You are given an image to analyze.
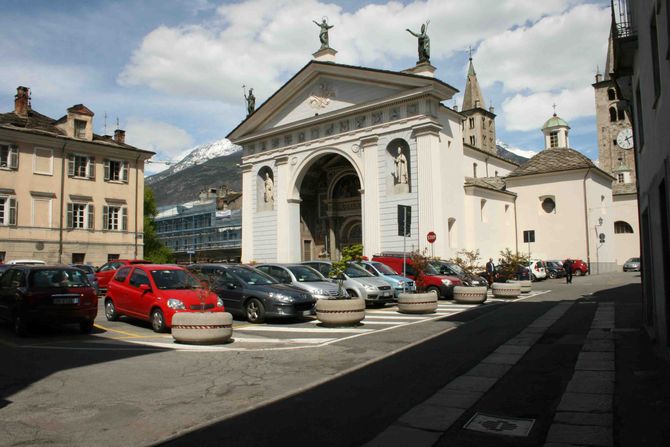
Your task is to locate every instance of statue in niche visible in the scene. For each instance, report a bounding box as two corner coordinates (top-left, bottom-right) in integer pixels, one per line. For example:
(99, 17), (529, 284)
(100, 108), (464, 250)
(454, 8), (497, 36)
(313, 18), (334, 50)
(394, 148), (408, 185)
(244, 87), (256, 115)
(263, 172), (274, 204)
(406, 21), (430, 63)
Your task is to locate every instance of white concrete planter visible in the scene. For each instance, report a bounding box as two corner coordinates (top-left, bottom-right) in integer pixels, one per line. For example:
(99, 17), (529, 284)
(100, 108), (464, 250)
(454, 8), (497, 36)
(171, 312), (233, 345)
(492, 282), (521, 298)
(315, 298), (366, 326)
(453, 286), (488, 304)
(397, 292), (438, 314)
(518, 280), (532, 293)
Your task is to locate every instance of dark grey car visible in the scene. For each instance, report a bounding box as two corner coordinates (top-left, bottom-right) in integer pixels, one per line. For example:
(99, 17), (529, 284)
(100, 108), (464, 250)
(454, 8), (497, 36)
(188, 264), (315, 323)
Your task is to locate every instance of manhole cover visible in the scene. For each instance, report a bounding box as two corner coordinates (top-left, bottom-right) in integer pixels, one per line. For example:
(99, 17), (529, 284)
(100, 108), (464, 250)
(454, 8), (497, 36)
(463, 413), (535, 437)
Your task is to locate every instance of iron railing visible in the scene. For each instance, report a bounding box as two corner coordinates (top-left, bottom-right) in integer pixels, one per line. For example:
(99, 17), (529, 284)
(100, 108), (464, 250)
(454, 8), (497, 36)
(611, 0), (636, 39)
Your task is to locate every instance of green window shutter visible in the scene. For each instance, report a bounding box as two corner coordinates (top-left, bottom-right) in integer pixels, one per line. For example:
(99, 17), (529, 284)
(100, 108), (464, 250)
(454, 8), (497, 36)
(104, 160), (110, 181)
(87, 204), (94, 229)
(122, 207), (128, 231)
(8, 198), (17, 225)
(67, 154), (75, 177)
(9, 145), (19, 169)
(103, 206), (109, 230)
(88, 157), (96, 179)
(66, 203), (74, 228)
(122, 161), (129, 183)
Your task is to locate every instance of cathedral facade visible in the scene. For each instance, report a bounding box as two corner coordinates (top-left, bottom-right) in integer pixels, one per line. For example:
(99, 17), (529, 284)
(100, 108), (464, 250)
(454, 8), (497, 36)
(228, 47), (636, 272)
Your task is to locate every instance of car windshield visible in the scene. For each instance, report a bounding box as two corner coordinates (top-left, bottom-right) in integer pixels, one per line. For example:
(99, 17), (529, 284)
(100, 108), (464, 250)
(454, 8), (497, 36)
(424, 263), (439, 275)
(370, 262), (398, 275)
(345, 263), (374, 278)
(229, 267), (277, 285)
(29, 268), (89, 288)
(150, 269), (201, 290)
(628, 258), (640, 262)
(287, 266), (325, 282)
(446, 263), (465, 275)
(72, 265), (95, 274)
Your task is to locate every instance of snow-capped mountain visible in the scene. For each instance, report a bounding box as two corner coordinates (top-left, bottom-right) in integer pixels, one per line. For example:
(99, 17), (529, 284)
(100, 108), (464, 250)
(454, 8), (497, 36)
(146, 138), (241, 185)
(496, 140), (537, 162)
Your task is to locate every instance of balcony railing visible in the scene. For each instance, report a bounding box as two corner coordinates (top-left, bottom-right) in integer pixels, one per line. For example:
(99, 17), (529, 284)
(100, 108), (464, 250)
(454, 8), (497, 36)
(611, 0), (636, 39)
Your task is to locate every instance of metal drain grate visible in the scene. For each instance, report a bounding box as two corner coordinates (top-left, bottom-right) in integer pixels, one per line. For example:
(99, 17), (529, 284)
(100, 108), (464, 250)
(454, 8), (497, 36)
(463, 413), (535, 437)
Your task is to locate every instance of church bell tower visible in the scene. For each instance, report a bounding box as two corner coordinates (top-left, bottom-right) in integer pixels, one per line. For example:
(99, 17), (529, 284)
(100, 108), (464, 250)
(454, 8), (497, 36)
(461, 56), (497, 154)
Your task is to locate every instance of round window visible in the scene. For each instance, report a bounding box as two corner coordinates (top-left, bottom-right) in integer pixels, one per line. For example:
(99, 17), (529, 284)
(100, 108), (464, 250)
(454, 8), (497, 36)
(542, 198), (556, 213)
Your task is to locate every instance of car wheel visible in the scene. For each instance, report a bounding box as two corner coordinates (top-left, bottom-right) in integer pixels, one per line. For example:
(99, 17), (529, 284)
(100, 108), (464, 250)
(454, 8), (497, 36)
(105, 299), (119, 321)
(347, 289), (359, 298)
(13, 314), (29, 337)
(426, 286), (441, 298)
(150, 308), (167, 333)
(80, 320), (94, 334)
(245, 298), (266, 324)
(574, 269), (583, 276)
(531, 274), (538, 282)
(549, 271), (557, 279)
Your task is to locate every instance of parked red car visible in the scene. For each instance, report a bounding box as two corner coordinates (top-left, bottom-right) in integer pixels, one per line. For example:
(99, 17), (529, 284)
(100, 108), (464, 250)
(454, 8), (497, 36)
(371, 253), (461, 298)
(104, 264), (225, 332)
(569, 259), (589, 276)
(95, 259), (151, 294)
(0, 265), (98, 336)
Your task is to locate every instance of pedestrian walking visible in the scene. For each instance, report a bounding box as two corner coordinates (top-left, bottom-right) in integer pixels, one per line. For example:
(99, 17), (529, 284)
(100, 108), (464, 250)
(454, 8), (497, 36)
(486, 257), (496, 287)
(564, 259), (573, 284)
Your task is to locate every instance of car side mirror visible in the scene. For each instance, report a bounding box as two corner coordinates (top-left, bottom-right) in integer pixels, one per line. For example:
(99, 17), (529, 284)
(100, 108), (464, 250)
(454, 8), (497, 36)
(139, 283), (151, 292)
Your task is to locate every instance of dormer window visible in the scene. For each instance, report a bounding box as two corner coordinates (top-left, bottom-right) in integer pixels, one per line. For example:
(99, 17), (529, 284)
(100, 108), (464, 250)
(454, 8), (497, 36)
(74, 119), (86, 138)
(549, 131), (559, 148)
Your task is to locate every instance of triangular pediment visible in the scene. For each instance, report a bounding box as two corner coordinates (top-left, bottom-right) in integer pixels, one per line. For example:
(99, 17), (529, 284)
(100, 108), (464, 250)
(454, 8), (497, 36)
(228, 61), (458, 142)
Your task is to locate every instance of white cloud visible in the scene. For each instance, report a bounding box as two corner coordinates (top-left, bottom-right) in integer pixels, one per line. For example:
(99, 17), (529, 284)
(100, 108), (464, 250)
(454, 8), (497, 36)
(124, 118), (194, 160)
(118, 0), (582, 105)
(474, 3), (609, 93)
(501, 86), (595, 132)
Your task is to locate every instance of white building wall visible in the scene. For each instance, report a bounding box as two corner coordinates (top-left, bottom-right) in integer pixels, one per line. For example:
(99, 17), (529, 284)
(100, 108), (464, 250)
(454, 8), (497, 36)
(585, 174), (617, 273)
(611, 195), (640, 266)
(462, 146), (516, 179)
(463, 190), (516, 261)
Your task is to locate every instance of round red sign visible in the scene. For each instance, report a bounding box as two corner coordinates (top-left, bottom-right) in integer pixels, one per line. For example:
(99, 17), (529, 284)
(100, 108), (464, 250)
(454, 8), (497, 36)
(427, 231), (437, 243)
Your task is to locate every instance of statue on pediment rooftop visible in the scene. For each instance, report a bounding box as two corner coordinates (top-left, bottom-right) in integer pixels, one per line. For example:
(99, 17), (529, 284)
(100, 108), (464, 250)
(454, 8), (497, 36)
(406, 21), (430, 63)
(313, 17), (334, 50)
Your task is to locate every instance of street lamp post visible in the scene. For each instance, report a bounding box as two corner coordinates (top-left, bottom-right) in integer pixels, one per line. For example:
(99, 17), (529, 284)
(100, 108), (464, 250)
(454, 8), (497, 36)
(595, 217), (604, 275)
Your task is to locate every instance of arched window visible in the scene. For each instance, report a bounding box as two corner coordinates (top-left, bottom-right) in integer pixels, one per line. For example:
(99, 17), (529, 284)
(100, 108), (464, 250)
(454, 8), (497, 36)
(448, 217), (456, 248)
(614, 221), (634, 234)
(607, 88), (616, 101)
(480, 199), (487, 222)
(609, 107), (617, 122)
(473, 162), (478, 178)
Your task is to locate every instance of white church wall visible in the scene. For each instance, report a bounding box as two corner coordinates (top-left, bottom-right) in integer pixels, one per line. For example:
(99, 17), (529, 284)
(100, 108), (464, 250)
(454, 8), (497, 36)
(463, 189), (516, 263)
(509, 171), (589, 262)
(462, 146), (516, 179)
(251, 163), (278, 262)
(610, 195), (640, 266)
(585, 174), (618, 273)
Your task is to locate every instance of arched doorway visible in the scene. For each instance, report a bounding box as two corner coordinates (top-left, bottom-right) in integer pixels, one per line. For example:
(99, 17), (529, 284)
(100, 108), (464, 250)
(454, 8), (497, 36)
(297, 153), (362, 261)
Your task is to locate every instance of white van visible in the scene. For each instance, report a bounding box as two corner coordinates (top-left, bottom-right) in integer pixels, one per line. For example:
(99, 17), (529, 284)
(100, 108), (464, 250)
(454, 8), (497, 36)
(5, 259), (46, 265)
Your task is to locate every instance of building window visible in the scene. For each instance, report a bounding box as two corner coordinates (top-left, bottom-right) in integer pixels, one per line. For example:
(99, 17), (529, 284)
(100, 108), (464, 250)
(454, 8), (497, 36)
(480, 199), (487, 223)
(635, 83), (645, 150)
(0, 144), (19, 170)
(550, 131), (559, 148)
(67, 203), (94, 229)
(650, 14), (661, 102)
(614, 220), (634, 234)
(473, 163), (478, 178)
(470, 135), (476, 145)
(617, 107), (625, 120)
(104, 159), (129, 182)
(541, 197), (556, 213)
(448, 217), (456, 248)
(607, 88), (616, 101)
(617, 173), (625, 183)
(103, 205), (127, 231)
(469, 117), (475, 129)
(68, 154), (95, 179)
(74, 119), (87, 138)
(0, 196), (17, 225)
(609, 107), (617, 122)
(33, 147), (53, 175)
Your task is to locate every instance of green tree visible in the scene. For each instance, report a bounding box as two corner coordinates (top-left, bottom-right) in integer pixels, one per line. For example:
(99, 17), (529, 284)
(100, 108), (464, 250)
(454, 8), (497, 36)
(329, 244), (364, 298)
(409, 248), (430, 292)
(143, 187), (173, 263)
(497, 248), (530, 279)
(447, 249), (482, 272)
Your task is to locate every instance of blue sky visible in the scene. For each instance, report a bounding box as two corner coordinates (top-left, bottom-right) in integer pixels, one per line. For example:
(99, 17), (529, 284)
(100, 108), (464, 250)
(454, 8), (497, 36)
(0, 0), (611, 174)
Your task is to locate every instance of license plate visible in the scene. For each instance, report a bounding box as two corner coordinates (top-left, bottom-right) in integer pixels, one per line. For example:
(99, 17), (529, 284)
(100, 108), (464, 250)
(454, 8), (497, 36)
(53, 297), (79, 304)
(382, 292), (390, 297)
(302, 310), (312, 317)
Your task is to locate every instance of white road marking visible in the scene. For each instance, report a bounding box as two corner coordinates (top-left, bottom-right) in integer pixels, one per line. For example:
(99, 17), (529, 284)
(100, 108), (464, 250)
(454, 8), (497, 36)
(236, 326), (373, 333)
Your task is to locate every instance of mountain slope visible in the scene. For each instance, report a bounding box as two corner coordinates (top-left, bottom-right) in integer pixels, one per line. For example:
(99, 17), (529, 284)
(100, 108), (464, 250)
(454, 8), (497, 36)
(147, 151), (243, 206)
(146, 139), (240, 186)
(496, 143), (530, 165)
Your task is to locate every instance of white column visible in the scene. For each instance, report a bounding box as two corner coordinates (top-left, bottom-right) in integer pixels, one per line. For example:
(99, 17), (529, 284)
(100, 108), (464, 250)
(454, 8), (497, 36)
(414, 123), (443, 254)
(361, 136), (380, 258)
(275, 155), (300, 262)
(240, 163), (254, 263)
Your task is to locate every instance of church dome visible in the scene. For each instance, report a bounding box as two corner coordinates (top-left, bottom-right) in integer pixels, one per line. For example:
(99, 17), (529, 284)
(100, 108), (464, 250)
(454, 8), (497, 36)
(541, 114), (570, 130)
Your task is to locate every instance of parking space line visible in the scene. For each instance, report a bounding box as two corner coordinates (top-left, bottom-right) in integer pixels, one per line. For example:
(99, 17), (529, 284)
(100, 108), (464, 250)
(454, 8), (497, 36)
(237, 326), (373, 333)
(94, 323), (146, 338)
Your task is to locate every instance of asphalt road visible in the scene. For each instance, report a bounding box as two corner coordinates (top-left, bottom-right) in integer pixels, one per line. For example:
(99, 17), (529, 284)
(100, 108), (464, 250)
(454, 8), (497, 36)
(0, 273), (640, 447)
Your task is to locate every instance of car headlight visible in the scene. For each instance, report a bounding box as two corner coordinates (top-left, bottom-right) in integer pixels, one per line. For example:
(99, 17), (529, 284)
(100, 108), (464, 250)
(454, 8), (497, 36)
(441, 279), (452, 286)
(397, 281), (405, 287)
(217, 297), (224, 308)
(167, 298), (186, 310)
(268, 292), (294, 303)
(364, 284), (376, 291)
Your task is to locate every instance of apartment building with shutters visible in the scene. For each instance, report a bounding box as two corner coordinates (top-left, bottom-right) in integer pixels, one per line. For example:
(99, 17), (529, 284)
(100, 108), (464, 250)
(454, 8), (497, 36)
(0, 86), (154, 266)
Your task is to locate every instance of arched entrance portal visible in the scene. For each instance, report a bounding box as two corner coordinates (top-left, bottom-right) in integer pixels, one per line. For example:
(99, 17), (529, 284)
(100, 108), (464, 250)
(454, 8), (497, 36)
(298, 154), (361, 261)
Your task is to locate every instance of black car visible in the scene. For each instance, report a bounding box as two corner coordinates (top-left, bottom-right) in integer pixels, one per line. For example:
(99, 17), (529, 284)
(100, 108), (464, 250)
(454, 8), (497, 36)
(0, 265), (98, 336)
(545, 261), (567, 279)
(430, 260), (488, 287)
(188, 264), (316, 323)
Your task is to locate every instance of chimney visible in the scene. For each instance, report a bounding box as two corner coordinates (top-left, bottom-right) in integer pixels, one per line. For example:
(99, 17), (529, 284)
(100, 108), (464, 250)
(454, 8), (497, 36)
(489, 106), (495, 113)
(14, 86), (30, 116)
(114, 129), (126, 144)
(595, 73), (602, 83)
